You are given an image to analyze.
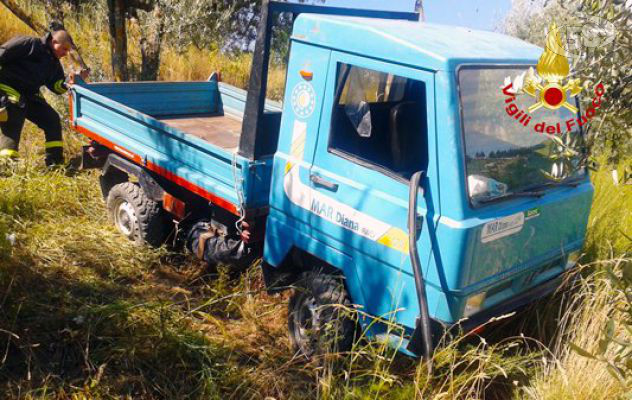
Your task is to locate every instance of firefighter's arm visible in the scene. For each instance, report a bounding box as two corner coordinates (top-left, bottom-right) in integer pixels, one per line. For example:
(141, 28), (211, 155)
(45, 65), (68, 95)
(0, 36), (35, 65)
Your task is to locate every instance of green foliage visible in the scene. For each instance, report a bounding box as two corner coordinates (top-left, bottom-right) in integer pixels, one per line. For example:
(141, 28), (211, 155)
(584, 164), (632, 260)
(574, 162), (632, 394)
(502, 1), (632, 379)
(574, 0), (632, 167)
(541, 130), (590, 181)
(159, 0), (260, 50)
(501, 0), (632, 167)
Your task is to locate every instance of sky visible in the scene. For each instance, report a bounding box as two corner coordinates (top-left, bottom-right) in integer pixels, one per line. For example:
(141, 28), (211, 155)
(424, 0), (512, 32)
(284, 0), (418, 12)
(287, 0), (513, 32)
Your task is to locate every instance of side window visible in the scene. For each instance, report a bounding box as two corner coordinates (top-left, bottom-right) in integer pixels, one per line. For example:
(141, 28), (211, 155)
(328, 63), (428, 180)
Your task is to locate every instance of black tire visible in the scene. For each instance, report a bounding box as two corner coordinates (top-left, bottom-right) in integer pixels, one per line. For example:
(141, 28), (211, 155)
(288, 271), (357, 358)
(106, 182), (170, 247)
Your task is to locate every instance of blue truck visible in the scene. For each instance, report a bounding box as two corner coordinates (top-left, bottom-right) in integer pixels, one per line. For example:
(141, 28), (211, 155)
(69, 1), (593, 360)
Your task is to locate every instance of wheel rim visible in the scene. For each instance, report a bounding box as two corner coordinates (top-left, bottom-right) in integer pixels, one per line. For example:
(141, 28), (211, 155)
(292, 294), (320, 355)
(113, 198), (137, 239)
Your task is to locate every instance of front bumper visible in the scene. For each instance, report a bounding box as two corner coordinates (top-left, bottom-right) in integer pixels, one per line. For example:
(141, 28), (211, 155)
(407, 272), (568, 356)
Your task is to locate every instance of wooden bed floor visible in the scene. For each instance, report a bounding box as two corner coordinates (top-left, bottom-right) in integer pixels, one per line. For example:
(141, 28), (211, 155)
(157, 114), (242, 151)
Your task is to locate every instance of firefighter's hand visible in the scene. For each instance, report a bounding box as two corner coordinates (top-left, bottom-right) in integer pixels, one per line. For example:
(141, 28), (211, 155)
(79, 68), (90, 80)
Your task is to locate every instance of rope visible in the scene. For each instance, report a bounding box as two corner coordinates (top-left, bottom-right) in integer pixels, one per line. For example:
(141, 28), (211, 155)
(231, 152), (246, 234)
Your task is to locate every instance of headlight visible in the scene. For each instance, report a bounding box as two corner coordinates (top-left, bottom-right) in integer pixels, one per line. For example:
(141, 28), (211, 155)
(566, 250), (583, 269)
(464, 292), (487, 317)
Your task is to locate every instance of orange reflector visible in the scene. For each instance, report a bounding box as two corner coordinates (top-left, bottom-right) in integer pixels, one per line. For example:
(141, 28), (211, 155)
(163, 193), (186, 220)
(299, 70), (313, 80)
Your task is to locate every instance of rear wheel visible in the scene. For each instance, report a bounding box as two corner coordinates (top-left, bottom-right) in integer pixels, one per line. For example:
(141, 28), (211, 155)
(288, 271), (357, 358)
(106, 182), (170, 247)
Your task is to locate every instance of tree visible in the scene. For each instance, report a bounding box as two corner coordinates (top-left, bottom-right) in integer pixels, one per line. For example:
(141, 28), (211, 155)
(0, 0), (90, 73)
(0, 0), (166, 80)
(107, 0), (129, 81)
(501, 0), (631, 166)
(0, 0), (46, 33)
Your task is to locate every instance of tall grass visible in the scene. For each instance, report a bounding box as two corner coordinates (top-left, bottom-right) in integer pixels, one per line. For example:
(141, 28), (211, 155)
(522, 258), (630, 400)
(160, 45), (287, 100)
(0, 9), (32, 43)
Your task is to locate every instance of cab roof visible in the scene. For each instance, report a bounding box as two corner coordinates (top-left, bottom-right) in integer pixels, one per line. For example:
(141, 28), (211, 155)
(292, 14), (542, 71)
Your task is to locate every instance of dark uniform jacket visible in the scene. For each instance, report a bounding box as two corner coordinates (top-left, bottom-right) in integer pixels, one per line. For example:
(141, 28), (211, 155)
(0, 33), (67, 102)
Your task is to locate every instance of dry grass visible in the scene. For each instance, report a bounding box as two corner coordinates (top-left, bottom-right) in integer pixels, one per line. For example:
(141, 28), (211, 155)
(0, 4), (285, 98)
(159, 45), (287, 100)
(0, 6), (34, 43)
(521, 260), (629, 400)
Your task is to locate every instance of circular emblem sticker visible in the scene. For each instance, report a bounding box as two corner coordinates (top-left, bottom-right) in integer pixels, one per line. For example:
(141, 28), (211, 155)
(291, 82), (316, 119)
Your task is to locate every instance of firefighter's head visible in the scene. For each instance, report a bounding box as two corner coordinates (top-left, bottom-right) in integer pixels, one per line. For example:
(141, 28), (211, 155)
(50, 30), (72, 59)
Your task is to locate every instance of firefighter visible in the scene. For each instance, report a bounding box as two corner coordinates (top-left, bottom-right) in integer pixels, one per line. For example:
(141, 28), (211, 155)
(0, 28), (88, 167)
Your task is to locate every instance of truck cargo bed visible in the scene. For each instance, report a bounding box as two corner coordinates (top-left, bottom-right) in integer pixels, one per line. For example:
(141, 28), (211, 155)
(157, 114), (242, 151)
(69, 77), (281, 215)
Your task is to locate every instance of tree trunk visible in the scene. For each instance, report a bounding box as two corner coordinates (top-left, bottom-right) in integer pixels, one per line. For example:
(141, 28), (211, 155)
(139, 2), (164, 81)
(107, 0), (129, 81)
(0, 0), (46, 33)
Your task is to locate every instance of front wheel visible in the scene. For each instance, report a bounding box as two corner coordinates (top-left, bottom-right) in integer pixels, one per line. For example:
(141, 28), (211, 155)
(106, 182), (170, 247)
(288, 271), (357, 358)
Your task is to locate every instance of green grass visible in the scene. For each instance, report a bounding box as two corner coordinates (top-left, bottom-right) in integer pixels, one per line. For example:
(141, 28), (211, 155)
(584, 163), (632, 259)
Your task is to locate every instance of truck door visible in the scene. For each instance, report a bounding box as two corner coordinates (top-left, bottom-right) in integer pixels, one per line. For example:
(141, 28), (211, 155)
(307, 52), (437, 329)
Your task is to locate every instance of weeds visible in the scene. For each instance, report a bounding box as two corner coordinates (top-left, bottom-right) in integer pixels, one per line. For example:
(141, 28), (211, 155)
(1, 134), (626, 399)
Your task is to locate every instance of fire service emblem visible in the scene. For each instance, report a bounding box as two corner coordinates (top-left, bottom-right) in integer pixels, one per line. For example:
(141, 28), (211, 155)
(523, 22), (582, 113)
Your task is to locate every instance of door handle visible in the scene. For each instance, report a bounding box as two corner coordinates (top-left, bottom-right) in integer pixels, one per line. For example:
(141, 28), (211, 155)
(310, 174), (339, 191)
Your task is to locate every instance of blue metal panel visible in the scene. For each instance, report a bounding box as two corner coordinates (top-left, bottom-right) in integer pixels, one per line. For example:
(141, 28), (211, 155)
(266, 41), (333, 249)
(71, 81), (274, 211)
(264, 207), (369, 316)
(87, 81), (219, 116)
(292, 14), (541, 72)
(242, 155), (275, 210)
(425, 68), (595, 323)
(218, 83), (282, 119)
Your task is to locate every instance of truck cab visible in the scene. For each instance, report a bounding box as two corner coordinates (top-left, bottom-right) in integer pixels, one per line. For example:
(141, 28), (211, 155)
(263, 14), (593, 355)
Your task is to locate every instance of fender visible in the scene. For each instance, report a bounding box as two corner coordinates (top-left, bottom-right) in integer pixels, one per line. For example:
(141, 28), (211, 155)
(262, 211), (368, 309)
(102, 154), (165, 202)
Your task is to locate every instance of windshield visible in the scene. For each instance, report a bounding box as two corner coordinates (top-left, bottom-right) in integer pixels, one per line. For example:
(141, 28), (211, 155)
(458, 66), (586, 205)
